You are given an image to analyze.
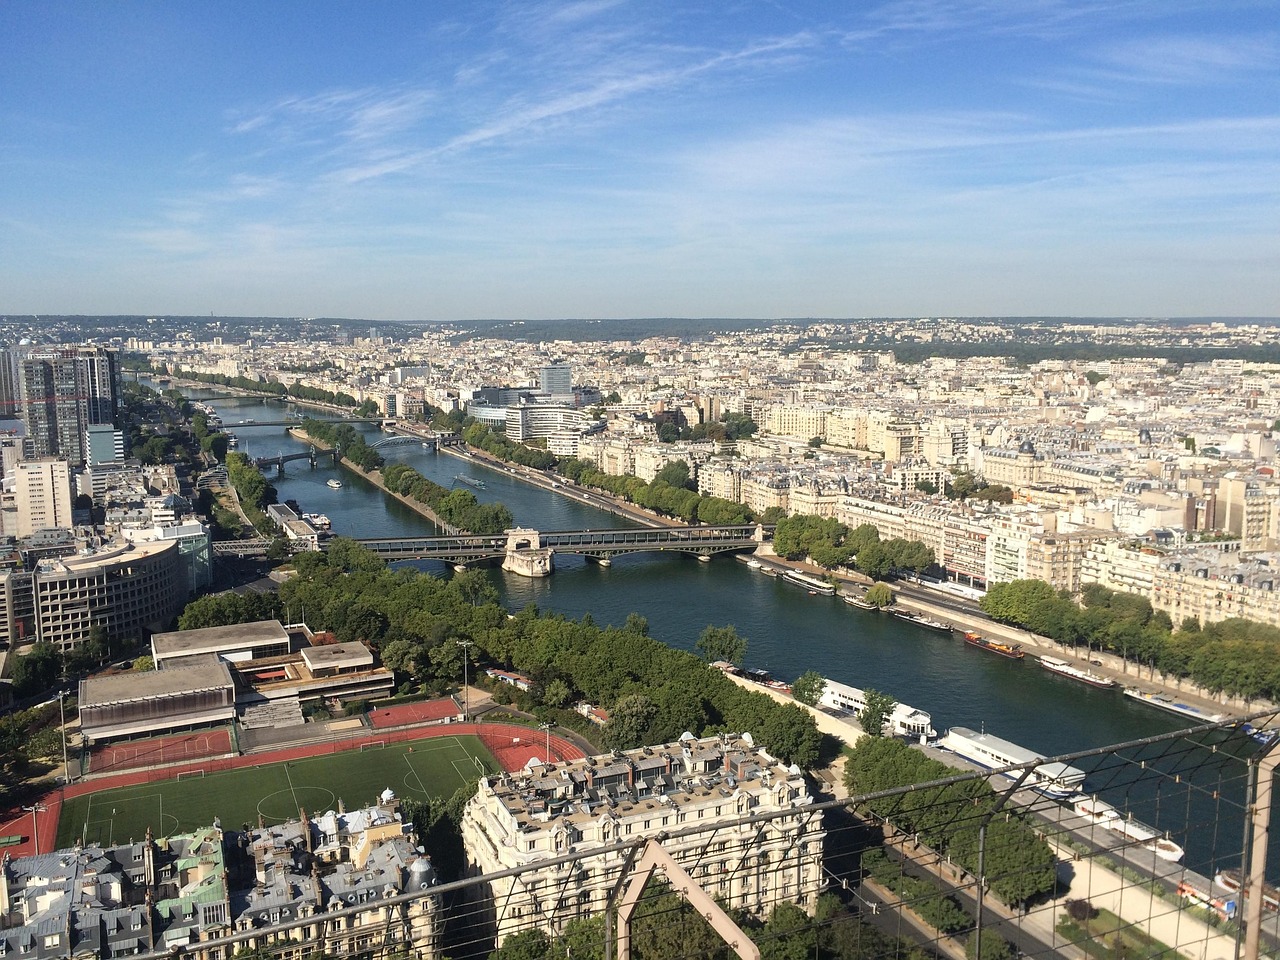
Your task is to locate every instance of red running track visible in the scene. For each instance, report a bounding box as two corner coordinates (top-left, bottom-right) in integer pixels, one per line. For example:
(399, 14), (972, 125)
(0, 721), (584, 862)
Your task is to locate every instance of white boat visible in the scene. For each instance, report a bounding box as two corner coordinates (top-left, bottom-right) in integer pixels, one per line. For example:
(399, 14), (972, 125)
(746, 558), (762, 569)
(1039, 655), (1116, 689)
(843, 593), (876, 610)
(782, 569), (836, 595)
(939, 726), (1086, 797)
(1123, 688), (1224, 723)
(327, 479), (343, 489)
(818, 678), (936, 740)
(1073, 797), (1184, 861)
(302, 513), (331, 529)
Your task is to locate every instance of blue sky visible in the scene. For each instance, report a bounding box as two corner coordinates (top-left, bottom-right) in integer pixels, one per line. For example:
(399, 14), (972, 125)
(2, 1), (1277, 320)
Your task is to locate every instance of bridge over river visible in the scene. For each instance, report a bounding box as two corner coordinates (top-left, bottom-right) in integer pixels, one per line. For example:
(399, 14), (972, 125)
(212, 524), (772, 570)
(356, 523), (771, 573)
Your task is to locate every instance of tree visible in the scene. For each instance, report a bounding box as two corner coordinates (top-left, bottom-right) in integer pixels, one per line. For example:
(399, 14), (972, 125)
(858, 688), (897, 737)
(695, 625), (747, 665)
(865, 583), (896, 608)
(603, 693), (658, 751)
(966, 932), (1013, 960)
(791, 670), (826, 706)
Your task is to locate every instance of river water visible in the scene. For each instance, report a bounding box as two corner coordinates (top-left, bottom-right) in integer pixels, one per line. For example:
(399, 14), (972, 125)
(188, 387), (1265, 877)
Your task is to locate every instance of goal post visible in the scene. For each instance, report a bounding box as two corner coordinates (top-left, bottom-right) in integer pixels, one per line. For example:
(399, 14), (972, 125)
(360, 740), (387, 752)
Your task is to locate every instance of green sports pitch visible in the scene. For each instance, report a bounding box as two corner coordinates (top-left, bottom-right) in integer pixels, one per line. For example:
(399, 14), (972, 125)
(57, 735), (500, 849)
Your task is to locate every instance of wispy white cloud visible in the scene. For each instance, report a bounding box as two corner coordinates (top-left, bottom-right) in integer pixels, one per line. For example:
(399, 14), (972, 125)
(1087, 33), (1279, 85)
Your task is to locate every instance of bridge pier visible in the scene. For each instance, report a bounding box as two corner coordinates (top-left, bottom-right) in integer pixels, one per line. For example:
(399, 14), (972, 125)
(501, 528), (554, 578)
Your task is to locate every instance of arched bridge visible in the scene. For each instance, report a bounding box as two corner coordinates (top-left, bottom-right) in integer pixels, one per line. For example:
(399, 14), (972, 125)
(371, 434), (437, 450)
(355, 524), (770, 570)
(253, 445), (340, 476)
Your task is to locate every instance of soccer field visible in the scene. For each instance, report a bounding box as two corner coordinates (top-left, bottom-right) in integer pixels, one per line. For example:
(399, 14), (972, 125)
(56, 734), (500, 849)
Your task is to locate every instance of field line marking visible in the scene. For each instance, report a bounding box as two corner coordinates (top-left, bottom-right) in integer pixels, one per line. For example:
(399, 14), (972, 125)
(284, 761), (299, 812)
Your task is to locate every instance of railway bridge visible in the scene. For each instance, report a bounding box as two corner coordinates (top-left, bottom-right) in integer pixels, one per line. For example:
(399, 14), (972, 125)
(355, 523), (770, 576)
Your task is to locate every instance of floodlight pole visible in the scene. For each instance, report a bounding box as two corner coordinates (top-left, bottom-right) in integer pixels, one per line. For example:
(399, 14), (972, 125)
(59, 690), (70, 784)
(539, 721), (553, 763)
(457, 639), (474, 722)
(22, 804), (46, 856)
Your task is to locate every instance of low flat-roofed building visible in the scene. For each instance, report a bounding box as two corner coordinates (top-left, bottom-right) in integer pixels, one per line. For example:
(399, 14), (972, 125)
(78, 659), (236, 741)
(301, 641), (373, 676)
(239, 641), (393, 706)
(151, 619), (292, 669)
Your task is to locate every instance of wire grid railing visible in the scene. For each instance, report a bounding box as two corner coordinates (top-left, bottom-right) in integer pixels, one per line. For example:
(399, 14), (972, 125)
(132, 713), (1280, 960)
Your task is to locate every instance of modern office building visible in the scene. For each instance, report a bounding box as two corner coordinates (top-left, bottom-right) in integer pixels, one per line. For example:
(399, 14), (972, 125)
(461, 732), (824, 947)
(0, 537), (183, 652)
(539, 363), (573, 398)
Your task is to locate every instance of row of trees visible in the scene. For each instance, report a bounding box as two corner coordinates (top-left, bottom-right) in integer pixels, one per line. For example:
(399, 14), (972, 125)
(843, 737), (1057, 909)
(772, 517), (934, 580)
(490, 890), (931, 960)
(178, 539), (823, 767)
(980, 579), (1280, 703)
(461, 422), (558, 471)
(382, 462), (515, 534)
(557, 458), (755, 525)
(160, 367), (377, 415)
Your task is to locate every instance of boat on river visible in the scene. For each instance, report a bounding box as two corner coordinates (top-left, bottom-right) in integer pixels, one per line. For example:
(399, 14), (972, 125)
(843, 593), (876, 610)
(1123, 688), (1224, 723)
(302, 513), (331, 529)
(327, 478), (343, 489)
(893, 609), (951, 632)
(741, 668), (791, 695)
(962, 632), (1025, 659)
(939, 725), (1086, 797)
(819, 677), (936, 739)
(1073, 797), (1184, 861)
(782, 569), (836, 595)
(1039, 655), (1116, 689)
(454, 474), (487, 489)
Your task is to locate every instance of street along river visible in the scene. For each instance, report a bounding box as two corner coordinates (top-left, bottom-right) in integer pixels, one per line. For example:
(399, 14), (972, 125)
(196, 388), (1267, 877)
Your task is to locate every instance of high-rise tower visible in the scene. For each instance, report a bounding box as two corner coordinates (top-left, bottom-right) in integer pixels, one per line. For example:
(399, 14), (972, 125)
(17, 346), (120, 464)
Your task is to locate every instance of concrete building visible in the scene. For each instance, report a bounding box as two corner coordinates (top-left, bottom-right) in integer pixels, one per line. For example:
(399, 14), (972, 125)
(78, 658), (237, 741)
(18, 346), (119, 464)
(13, 458), (72, 537)
(461, 732), (824, 947)
(0, 538), (183, 652)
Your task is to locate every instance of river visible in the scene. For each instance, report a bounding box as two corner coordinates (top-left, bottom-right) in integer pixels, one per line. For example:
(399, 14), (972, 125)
(187, 387), (1263, 878)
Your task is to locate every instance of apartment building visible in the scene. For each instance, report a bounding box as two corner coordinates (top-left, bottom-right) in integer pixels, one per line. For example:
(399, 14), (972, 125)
(13, 457), (72, 536)
(460, 732), (824, 947)
(1081, 540), (1280, 628)
(0, 801), (441, 960)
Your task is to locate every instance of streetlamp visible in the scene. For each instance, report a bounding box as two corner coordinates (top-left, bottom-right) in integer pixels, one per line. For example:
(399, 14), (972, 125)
(22, 803), (46, 856)
(538, 721), (554, 764)
(457, 639), (474, 722)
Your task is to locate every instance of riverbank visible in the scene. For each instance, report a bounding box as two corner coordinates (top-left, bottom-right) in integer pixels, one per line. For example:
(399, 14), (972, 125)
(349, 431), (1276, 723)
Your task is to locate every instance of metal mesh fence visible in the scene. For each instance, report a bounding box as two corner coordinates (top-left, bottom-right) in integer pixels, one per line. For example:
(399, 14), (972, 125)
(133, 713), (1280, 960)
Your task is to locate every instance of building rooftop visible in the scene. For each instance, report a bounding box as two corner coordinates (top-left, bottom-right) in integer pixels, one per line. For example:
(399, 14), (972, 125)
(152, 619), (290, 659)
(79, 659), (235, 708)
(300, 641), (372, 672)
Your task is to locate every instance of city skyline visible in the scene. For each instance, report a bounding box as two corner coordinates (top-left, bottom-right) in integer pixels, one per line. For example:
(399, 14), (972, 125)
(3, 1), (1277, 320)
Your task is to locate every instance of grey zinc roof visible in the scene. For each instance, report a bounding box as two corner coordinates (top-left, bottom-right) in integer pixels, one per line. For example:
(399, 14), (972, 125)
(79, 659), (234, 708)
